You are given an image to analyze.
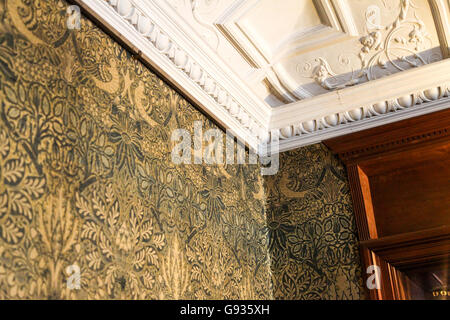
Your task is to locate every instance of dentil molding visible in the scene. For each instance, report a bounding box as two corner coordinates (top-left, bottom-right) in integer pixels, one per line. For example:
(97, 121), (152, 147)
(75, 0), (450, 153)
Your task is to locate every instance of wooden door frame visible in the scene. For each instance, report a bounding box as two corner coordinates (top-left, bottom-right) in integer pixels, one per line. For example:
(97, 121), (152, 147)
(325, 109), (450, 300)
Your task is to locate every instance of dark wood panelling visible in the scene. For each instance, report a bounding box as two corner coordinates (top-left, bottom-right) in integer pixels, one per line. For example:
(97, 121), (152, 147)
(370, 160), (450, 237)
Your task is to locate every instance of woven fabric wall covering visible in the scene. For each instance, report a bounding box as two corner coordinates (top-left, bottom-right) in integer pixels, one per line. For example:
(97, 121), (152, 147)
(0, 0), (363, 300)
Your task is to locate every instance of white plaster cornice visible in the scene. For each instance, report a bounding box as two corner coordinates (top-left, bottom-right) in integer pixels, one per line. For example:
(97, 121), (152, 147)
(271, 60), (450, 151)
(79, 0), (271, 151)
(77, 0), (450, 153)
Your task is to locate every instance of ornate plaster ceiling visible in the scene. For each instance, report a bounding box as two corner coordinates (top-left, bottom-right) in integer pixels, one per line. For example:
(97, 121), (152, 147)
(77, 0), (450, 152)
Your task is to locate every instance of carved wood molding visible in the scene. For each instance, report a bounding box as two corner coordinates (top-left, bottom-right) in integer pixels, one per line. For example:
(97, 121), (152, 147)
(324, 108), (450, 164)
(361, 226), (450, 300)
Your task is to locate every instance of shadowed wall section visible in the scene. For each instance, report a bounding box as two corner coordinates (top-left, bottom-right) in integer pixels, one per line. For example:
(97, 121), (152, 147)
(263, 145), (365, 299)
(0, 0), (363, 299)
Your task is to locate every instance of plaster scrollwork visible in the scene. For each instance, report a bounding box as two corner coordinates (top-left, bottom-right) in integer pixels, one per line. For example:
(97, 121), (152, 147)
(168, 0), (221, 51)
(298, 0), (442, 91)
(107, 0), (265, 141)
(306, 57), (363, 91)
(188, 0), (221, 51)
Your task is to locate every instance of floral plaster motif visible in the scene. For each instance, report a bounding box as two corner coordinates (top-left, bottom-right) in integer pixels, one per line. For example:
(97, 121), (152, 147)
(299, 0), (441, 91)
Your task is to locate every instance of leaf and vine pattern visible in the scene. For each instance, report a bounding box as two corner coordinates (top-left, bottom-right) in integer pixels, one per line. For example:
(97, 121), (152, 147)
(264, 144), (365, 300)
(0, 0), (271, 299)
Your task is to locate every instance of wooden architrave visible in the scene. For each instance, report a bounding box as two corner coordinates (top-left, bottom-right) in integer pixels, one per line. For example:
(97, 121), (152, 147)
(324, 108), (450, 300)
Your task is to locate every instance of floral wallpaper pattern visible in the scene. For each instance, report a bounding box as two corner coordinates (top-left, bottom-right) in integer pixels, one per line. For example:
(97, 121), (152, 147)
(264, 145), (365, 300)
(0, 0), (271, 299)
(0, 0), (364, 300)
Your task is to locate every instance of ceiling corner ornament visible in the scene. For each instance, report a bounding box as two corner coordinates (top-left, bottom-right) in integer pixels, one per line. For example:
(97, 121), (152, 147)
(78, 0), (450, 154)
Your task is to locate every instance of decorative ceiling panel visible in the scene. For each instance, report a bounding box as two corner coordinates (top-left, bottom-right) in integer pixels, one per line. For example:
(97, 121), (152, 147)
(77, 0), (450, 152)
